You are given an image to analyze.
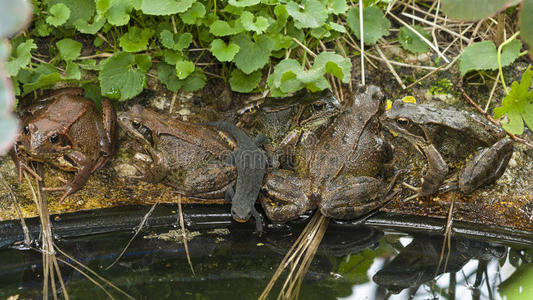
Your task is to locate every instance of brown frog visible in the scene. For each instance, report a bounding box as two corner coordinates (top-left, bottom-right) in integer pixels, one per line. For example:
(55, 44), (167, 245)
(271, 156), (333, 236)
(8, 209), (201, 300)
(118, 104), (238, 199)
(382, 99), (514, 198)
(259, 85), (396, 223)
(12, 87), (118, 202)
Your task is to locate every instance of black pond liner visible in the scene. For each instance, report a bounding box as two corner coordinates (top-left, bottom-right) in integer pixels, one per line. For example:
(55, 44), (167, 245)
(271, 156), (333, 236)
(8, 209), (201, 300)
(0, 204), (532, 299)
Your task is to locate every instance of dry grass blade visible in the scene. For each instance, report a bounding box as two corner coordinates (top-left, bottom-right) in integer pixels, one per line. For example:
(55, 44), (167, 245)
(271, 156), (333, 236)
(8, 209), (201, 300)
(178, 195), (195, 276)
(359, 0), (365, 86)
(106, 202), (158, 270)
(435, 192), (456, 278)
(259, 212), (329, 300)
(1, 172), (31, 245)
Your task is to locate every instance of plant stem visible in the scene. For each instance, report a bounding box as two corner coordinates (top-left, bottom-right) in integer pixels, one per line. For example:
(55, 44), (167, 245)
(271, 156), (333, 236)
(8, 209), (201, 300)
(497, 31), (520, 95)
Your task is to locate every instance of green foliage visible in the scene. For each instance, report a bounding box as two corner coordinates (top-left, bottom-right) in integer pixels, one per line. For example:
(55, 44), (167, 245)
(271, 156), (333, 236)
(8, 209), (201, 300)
(346, 6), (390, 45)
(46, 3), (70, 27)
(493, 65), (533, 135)
(458, 40), (522, 77)
(398, 25), (430, 54)
(56, 38), (82, 60)
(99, 52), (150, 101)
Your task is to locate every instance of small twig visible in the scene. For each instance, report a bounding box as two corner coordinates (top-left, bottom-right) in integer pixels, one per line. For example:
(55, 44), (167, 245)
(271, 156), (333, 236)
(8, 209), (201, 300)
(77, 53), (113, 60)
(375, 45), (406, 89)
(169, 92), (177, 114)
(459, 85), (533, 148)
(359, 0), (365, 86)
(405, 54), (459, 89)
(484, 75), (500, 112)
(178, 195), (195, 276)
(292, 38), (316, 58)
(388, 12), (450, 63)
(401, 12), (469, 43)
(0, 173), (31, 245)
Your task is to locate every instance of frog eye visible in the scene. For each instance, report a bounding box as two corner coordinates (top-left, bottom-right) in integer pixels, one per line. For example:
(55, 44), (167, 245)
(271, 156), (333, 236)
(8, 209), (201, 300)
(313, 102), (324, 110)
(49, 133), (59, 144)
(132, 120), (141, 129)
(23, 125), (29, 135)
(397, 118), (409, 126)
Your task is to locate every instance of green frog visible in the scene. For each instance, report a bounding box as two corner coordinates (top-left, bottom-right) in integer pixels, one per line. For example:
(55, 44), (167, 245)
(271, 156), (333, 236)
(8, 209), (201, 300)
(259, 85), (396, 223)
(12, 87), (118, 202)
(118, 104), (238, 199)
(382, 99), (514, 198)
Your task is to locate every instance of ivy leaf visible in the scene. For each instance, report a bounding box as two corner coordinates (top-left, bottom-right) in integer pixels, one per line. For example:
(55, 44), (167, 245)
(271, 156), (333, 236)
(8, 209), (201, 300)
(139, 0), (194, 15)
(74, 15), (106, 34)
(160, 30), (193, 51)
(179, 2), (206, 25)
(210, 20), (243, 37)
(56, 38), (82, 61)
(286, 0), (328, 29)
(157, 62), (184, 92)
(46, 3), (71, 27)
(99, 52), (147, 101)
(326, 0), (348, 14)
(229, 0), (260, 7)
(183, 70), (206, 92)
(65, 61), (81, 80)
(312, 52), (352, 83)
(175, 60), (195, 79)
(493, 65), (533, 135)
(5, 39), (37, 77)
(230, 69), (262, 93)
(23, 73), (62, 95)
(119, 27), (154, 52)
(231, 34), (273, 74)
(48, 0), (95, 27)
(346, 6), (391, 45)
(162, 50), (183, 65)
(458, 40), (522, 76)
(210, 39), (240, 62)
(239, 11), (269, 34)
(267, 59), (305, 95)
(398, 25), (431, 54)
(441, 0), (508, 21)
(105, 0), (133, 25)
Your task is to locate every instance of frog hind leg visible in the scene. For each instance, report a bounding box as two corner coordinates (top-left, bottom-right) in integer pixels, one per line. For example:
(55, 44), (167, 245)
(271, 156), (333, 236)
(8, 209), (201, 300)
(177, 162), (237, 199)
(414, 143), (449, 198)
(92, 99), (118, 172)
(458, 139), (513, 194)
(320, 176), (391, 220)
(260, 169), (312, 223)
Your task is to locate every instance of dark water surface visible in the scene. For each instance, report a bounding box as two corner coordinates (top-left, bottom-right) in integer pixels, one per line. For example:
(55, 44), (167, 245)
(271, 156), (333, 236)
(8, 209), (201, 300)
(0, 204), (532, 299)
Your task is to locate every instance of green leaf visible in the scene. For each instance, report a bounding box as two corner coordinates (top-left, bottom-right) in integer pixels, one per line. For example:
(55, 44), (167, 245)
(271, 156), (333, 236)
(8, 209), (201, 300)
(326, 0), (348, 14)
(313, 52), (352, 83)
(210, 39), (240, 62)
(34, 19), (51, 37)
(23, 72), (62, 95)
(65, 61), (81, 80)
(346, 6), (391, 45)
(74, 15), (106, 34)
(458, 40), (522, 76)
(135, 54), (152, 72)
(210, 20), (242, 37)
(99, 52), (147, 101)
(398, 25), (431, 53)
(179, 2), (205, 24)
(229, 0), (260, 7)
(157, 62), (183, 92)
(139, 0), (194, 15)
(230, 69), (262, 93)
(267, 59), (304, 95)
(5, 39), (37, 77)
(521, 0), (533, 58)
(46, 3), (71, 27)
(493, 65), (533, 135)
(441, 0), (509, 21)
(104, 0), (133, 26)
(239, 11), (269, 34)
(175, 60), (195, 79)
(48, 0), (96, 27)
(160, 30), (193, 51)
(56, 38), (82, 61)
(120, 27), (154, 52)
(231, 34), (273, 74)
(183, 70), (206, 92)
(286, 0), (328, 29)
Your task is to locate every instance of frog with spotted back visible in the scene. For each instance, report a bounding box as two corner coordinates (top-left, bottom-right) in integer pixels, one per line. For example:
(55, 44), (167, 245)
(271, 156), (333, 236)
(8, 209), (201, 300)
(118, 104), (238, 199)
(259, 85), (397, 223)
(12, 87), (118, 202)
(382, 99), (514, 198)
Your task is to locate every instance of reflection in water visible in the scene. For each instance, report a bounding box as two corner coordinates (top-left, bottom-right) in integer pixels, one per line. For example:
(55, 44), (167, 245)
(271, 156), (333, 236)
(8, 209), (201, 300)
(0, 221), (531, 299)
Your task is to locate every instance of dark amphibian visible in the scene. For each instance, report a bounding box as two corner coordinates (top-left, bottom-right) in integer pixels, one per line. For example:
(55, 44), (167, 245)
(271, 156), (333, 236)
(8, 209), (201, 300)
(208, 121), (268, 233)
(12, 87), (118, 202)
(383, 99), (514, 198)
(258, 85), (397, 223)
(118, 105), (238, 199)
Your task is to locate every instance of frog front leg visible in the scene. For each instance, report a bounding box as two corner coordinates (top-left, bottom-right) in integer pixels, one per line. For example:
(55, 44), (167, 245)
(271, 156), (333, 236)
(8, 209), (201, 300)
(44, 150), (93, 202)
(458, 138), (513, 193)
(92, 99), (118, 172)
(320, 176), (391, 220)
(260, 169), (313, 223)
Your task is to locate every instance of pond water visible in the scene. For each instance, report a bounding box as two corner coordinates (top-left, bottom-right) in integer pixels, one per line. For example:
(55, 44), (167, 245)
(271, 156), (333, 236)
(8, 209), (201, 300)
(0, 204), (531, 299)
